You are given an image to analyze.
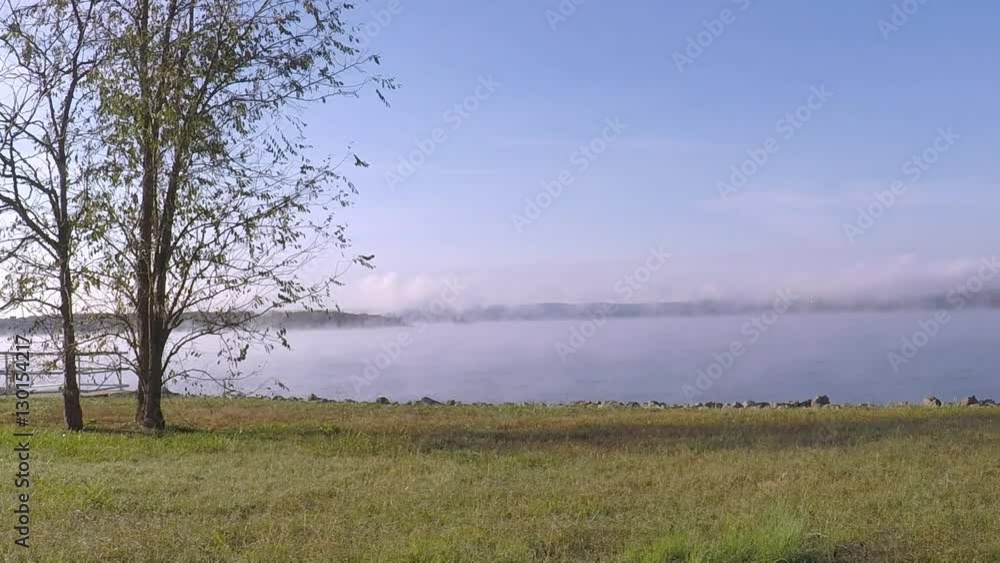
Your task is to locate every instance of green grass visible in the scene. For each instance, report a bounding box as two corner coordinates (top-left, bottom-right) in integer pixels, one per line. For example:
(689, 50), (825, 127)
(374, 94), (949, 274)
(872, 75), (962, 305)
(1, 397), (999, 562)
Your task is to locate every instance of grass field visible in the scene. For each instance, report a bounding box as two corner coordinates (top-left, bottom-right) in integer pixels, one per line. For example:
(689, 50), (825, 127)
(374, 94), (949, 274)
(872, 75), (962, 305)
(1, 397), (999, 562)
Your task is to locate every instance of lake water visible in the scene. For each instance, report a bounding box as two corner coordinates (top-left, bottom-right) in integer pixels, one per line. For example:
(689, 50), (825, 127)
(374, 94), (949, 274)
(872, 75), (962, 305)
(198, 309), (1000, 405)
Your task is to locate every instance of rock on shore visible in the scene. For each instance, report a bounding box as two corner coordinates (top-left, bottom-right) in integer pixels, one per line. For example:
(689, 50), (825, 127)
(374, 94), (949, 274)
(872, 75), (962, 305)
(265, 393), (1000, 409)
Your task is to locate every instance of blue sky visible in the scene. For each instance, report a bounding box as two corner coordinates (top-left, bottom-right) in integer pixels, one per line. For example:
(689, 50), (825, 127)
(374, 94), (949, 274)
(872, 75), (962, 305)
(307, 0), (1000, 312)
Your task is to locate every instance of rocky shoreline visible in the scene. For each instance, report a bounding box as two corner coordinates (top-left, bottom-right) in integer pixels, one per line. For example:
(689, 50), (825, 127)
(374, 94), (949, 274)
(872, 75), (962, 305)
(279, 393), (999, 409)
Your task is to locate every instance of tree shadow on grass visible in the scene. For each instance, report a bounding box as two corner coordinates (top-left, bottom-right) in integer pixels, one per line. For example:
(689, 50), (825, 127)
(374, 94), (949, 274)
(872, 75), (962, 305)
(80, 423), (344, 440)
(80, 424), (202, 436)
(401, 411), (1000, 453)
(76, 409), (1000, 454)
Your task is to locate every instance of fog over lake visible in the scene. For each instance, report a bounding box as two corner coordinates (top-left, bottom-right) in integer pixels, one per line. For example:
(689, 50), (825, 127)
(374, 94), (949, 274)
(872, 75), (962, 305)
(191, 309), (1000, 404)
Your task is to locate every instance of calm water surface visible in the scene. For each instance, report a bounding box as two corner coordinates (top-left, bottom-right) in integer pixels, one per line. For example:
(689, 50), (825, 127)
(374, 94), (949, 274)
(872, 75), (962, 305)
(213, 309), (1000, 404)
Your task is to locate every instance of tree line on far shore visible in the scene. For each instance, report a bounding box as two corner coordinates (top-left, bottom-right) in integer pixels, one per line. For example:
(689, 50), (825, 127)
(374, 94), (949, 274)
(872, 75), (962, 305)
(0, 0), (394, 429)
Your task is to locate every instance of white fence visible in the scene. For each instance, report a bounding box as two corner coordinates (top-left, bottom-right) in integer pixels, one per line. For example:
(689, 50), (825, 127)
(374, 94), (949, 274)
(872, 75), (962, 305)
(2, 350), (131, 396)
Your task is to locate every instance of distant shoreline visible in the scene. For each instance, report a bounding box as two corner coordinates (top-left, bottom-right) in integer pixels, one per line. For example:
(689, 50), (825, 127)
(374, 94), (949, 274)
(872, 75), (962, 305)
(5, 295), (1000, 334)
(0, 310), (403, 334)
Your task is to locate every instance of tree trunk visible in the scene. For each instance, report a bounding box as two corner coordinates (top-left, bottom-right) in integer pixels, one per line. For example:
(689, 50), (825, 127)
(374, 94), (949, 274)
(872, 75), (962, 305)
(141, 377), (164, 429)
(60, 312), (83, 431)
(140, 336), (165, 429)
(59, 251), (83, 430)
(136, 116), (157, 426)
(134, 379), (146, 423)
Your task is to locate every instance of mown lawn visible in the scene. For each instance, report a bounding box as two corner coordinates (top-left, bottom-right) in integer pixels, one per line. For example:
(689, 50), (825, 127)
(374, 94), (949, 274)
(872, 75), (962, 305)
(1, 396), (999, 562)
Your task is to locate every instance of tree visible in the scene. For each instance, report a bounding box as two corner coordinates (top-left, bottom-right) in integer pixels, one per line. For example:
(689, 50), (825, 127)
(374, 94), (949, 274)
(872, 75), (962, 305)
(91, 0), (394, 428)
(0, 0), (105, 430)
